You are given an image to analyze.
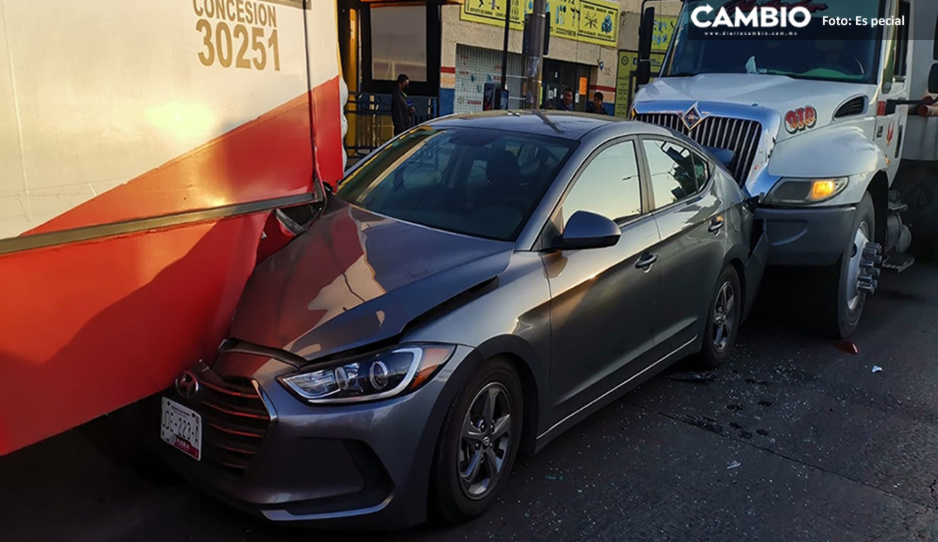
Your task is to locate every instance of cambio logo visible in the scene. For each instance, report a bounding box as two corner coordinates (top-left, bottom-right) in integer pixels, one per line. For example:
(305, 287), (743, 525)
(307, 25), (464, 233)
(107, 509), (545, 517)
(691, 4), (812, 28)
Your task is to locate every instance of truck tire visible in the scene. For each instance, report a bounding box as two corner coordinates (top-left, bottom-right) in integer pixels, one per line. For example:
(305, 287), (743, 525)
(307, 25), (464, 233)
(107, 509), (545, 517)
(823, 193), (876, 338)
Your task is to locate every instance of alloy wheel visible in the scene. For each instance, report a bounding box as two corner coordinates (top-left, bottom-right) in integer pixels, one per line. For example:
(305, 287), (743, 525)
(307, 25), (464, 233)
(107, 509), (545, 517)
(713, 280), (737, 354)
(457, 383), (512, 500)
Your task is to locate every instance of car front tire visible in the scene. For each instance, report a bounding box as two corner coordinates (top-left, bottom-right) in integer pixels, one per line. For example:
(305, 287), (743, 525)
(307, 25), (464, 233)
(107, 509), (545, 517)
(431, 358), (523, 524)
(699, 265), (742, 369)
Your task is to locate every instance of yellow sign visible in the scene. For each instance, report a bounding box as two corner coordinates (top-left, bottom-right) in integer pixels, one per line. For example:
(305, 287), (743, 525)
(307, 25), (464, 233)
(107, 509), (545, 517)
(548, 0), (579, 41)
(613, 16), (677, 117)
(614, 50), (665, 118)
(577, 0), (619, 46)
(460, 0), (521, 28)
(652, 16), (677, 52)
(460, 0), (619, 47)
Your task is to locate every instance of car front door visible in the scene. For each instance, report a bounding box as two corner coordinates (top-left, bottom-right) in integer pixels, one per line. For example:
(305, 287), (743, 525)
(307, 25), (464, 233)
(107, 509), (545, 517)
(639, 137), (727, 352)
(543, 139), (662, 422)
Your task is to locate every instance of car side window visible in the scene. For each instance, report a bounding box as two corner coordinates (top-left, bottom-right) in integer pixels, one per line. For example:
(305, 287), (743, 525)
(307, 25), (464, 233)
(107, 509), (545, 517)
(642, 139), (701, 210)
(692, 152), (710, 187)
(561, 141), (642, 228)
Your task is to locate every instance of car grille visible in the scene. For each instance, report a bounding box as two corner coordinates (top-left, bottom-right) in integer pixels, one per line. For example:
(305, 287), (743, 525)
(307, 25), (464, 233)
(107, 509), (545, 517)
(636, 113), (763, 184)
(199, 377), (271, 477)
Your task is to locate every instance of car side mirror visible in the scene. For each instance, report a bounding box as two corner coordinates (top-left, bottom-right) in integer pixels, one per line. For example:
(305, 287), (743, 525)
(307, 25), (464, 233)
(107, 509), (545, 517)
(554, 211), (621, 250)
(636, 7), (656, 87)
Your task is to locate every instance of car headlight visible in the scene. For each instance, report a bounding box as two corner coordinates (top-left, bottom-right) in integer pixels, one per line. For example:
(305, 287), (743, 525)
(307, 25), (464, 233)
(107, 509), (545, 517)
(279, 345), (455, 404)
(764, 177), (849, 205)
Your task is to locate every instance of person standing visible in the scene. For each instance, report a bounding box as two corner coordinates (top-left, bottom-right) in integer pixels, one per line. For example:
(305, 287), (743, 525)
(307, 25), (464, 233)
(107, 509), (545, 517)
(555, 87), (575, 111)
(586, 92), (609, 115)
(391, 74), (415, 136)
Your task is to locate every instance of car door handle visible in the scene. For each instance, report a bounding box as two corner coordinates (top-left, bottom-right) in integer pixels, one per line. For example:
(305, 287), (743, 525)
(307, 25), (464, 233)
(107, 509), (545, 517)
(635, 252), (658, 271)
(708, 217), (725, 234)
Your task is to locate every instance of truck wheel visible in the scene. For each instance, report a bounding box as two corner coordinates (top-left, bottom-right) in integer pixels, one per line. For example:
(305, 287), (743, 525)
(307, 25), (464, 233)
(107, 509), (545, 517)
(431, 359), (523, 524)
(824, 193), (878, 338)
(699, 265), (741, 369)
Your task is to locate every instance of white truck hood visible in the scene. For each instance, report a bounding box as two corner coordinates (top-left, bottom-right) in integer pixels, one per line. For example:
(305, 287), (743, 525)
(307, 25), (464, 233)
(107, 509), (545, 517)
(635, 74), (876, 141)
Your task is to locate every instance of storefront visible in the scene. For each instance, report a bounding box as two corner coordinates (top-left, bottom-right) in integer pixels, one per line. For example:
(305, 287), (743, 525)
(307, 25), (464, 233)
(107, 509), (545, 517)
(339, 0), (649, 153)
(338, 0), (450, 153)
(452, 45), (524, 113)
(443, 0), (621, 115)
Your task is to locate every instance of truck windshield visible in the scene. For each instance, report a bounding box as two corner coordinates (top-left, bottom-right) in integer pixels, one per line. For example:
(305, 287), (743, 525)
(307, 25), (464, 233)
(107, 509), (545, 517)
(664, 0), (886, 84)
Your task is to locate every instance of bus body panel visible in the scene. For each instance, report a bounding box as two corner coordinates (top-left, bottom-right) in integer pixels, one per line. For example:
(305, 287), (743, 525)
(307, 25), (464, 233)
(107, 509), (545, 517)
(0, 0), (344, 454)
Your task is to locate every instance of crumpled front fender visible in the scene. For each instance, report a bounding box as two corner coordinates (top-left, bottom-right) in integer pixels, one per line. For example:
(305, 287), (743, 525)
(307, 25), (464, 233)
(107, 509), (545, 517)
(751, 122), (886, 207)
(768, 123), (886, 179)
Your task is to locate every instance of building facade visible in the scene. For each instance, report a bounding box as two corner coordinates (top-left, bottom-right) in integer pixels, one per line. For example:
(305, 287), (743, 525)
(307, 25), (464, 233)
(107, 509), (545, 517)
(340, 0), (680, 152)
(441, 0), (622, 115)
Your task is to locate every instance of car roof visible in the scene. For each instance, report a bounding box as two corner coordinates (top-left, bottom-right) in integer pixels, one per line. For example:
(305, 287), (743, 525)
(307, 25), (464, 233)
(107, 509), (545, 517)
(428, 110), (675, 141)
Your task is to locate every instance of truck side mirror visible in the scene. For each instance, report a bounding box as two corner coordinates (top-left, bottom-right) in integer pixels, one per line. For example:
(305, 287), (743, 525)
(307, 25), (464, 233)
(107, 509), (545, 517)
(636, 7), (656, 87)
(929, 64), (938, 94)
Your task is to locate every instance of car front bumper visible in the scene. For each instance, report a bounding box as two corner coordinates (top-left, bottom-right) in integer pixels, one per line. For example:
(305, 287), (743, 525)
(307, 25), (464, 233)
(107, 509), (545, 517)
(756, 205), (857, 267)
(148, 345), (478, 529)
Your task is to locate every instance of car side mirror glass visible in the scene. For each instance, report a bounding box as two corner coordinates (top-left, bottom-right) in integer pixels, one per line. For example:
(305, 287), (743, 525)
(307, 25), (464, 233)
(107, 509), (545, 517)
(636, 7), (656, 87)
(555, 211), (621, 250)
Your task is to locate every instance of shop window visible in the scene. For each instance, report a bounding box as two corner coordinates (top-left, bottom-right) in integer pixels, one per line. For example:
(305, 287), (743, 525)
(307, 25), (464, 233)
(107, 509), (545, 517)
(371, 5), (428, 82)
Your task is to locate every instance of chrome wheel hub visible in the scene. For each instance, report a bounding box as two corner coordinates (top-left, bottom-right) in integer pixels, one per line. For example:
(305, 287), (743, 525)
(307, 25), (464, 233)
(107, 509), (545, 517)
(846, 222), (881, 312)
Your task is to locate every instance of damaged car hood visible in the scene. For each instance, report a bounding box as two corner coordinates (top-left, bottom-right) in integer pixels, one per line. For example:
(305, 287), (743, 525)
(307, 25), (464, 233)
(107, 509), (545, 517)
(229, 200), (514, 362)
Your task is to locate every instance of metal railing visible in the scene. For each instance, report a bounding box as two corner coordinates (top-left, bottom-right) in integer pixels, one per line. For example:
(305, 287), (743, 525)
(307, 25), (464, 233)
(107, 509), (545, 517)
(345, 93), (438, 155)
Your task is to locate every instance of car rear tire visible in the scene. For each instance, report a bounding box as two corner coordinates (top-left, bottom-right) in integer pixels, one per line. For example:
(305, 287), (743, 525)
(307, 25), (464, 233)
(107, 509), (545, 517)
(699, 266), (741, 369)
(431, 358), (523, 524)
(822, 193), (876, 339)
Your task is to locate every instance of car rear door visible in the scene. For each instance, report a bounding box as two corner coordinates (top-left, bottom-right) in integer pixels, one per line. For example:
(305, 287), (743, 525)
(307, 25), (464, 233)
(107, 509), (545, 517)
(639, 137), (728, 353)
(543, 138), (662, 422)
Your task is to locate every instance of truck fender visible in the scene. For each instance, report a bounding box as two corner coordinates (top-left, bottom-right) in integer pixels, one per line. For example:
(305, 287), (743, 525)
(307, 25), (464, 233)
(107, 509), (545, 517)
(767, 124), (887, 199)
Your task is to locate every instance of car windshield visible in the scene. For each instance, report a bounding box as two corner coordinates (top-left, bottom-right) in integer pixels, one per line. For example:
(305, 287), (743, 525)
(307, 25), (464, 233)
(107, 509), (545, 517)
(664, 0), (885, 84)
(337, 126), (577, 241)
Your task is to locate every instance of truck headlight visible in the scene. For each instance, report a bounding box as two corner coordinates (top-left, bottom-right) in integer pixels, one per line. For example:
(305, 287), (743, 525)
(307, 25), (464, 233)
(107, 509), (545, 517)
(279, 345), (455, 404)
(764, 178), (849, 205)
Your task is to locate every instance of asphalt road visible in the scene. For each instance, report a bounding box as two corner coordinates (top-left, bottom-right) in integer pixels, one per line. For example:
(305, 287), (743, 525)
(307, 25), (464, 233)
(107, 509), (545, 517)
(4, 262), (938, 542)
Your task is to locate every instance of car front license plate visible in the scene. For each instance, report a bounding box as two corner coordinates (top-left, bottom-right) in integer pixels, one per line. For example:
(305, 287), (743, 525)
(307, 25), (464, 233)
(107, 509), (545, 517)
(160, 397), (202, 461)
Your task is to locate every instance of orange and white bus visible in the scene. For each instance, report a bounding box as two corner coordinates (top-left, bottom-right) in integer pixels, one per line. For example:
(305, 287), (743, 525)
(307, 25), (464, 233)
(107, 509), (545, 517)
(0, 0), (346, 455)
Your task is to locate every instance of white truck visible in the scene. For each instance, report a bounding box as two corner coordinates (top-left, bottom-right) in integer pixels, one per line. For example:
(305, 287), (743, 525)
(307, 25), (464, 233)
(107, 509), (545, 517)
(633, 0), (934, 337)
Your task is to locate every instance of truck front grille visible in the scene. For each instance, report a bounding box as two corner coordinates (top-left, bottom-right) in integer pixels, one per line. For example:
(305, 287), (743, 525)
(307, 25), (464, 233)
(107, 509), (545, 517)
(199, 377), (271, 477)
(636, 113), (763, 184)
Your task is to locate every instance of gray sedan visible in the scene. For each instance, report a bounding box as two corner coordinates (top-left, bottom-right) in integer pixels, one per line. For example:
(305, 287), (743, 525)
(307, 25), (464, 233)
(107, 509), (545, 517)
(155, 111), (767, 529)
